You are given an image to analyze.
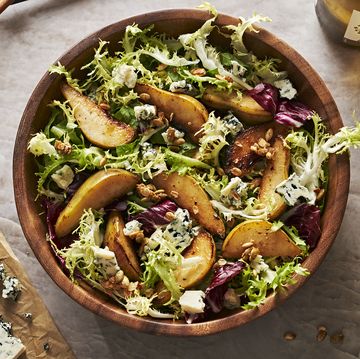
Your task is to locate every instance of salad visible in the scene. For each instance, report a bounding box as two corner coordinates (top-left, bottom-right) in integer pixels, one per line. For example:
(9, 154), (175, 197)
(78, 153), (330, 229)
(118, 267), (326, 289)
(28, 4), (360, 322)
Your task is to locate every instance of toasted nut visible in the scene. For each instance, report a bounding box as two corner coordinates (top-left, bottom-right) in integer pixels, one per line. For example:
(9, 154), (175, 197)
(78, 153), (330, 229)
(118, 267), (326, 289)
(258, 138), (269, 148)
(165, 211), (176, 221)
(316, 325), (327, 342)
(157, 63), (168, 71)
(174, 138), (185, 146)
(170, 190), (179, 198)
(283, 331), (296, 341)
(315, 188), (325, 201)
(250, 145), (258, 152)
(216, 167), (225, 176)
(190, 68), (206, 76)
(151, 117), (165, 127)
(242, 242), (254, 249)
(99, 102), (110, 111)
(330, 331), (344, 344)
(99, 157), (107, 167)
(230, 167), (243, 177)
(139, 93), (151, 102)
(265, 128), (274, 142)
(115, 270), (124, 283)
(192, 205), (199, 215)
(121, 276), (130, 288)
(266, 151), (273, 160)
(54, 140), (72, 155)
(249, 246), (260, 260)
(224, 76), (234, 83)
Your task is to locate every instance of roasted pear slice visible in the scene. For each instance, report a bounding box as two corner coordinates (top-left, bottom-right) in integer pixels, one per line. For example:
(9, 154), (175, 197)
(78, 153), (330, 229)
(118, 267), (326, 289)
(134, 83), (208, 143)
(259, 136), (290, 220)
(222, 220), (301, 258)
(202, 86), (272, 125)
(104, 211), (141, 281)
(175, 230), (216, 288)
(55, 169), (139, 238)
(61, 83), (136, 148)
(152, 172), (225, 237)
(224, 122), (288, 176)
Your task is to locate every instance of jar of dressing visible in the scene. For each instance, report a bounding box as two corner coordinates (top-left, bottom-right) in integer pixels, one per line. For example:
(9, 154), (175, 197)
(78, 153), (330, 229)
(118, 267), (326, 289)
(315, 0), (360, 46)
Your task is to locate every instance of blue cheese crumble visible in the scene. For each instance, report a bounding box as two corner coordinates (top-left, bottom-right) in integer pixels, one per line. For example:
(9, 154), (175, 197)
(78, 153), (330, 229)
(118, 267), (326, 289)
(51, 164), (74, 190)
(276, 173), (316, 206)
(274, 79), (297, 100)
(2, 277), (21, 301)
(92, 246), (120, 277)
(0, 263), (6, 282)
(112, 64), (137, 88)
(134, 104), (157, 121)
(179, 290), (205, 314)
(169, 80), (193, 93)
(222, 113), (244, 136)
(220, 177), (248, 208)
(0, 319), (25, 359)
(123, 220), (142, 237)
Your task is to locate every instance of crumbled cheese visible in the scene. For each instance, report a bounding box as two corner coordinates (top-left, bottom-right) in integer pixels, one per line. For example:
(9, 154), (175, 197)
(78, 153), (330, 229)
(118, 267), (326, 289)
(220, 177), (248, 208)
(51, 164), (74, 190)
(123, 220), (142, 237)
(250, 255), (276, 284)
(162, 127), (185, 144)
(92, 246), (120, 277)
(112, 64), (137, 88)
(0, 263), (6, 282)
(2, 277), (21, 301)
(162, 208), (198, 251)
(179, 290), (205, 314)
(0, 320), (25, 359)
(134, 104), (157, 121)
(276, 173), (316, 206)
(222, 113), (244, 136)
(169, 80), (193, 93)
(140, 142), (158, 161)
(274, 79), (297, 100)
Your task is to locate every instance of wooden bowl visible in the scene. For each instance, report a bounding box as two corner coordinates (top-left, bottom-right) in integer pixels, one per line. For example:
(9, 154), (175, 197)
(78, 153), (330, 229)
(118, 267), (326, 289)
(13, 9), (350, 335)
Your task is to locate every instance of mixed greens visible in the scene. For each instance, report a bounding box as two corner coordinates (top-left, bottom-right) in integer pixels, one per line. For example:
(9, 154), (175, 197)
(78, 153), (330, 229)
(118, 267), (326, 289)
(28, 4), (360, 322)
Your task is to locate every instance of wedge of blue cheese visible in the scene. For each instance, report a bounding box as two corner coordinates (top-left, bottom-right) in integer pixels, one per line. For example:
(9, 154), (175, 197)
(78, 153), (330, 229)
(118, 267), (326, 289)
(0, 319), (26, 359)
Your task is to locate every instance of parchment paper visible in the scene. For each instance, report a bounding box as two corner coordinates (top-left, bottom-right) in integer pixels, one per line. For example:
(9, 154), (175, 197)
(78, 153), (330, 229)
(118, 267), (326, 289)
(0, 231), (76, 359)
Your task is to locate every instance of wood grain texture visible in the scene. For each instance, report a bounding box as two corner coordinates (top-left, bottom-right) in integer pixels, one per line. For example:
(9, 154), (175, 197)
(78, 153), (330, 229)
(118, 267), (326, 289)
(13, 9), (350, 336)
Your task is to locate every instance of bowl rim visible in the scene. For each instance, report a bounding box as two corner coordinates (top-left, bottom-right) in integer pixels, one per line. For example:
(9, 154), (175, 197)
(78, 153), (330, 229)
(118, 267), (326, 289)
(13, 8), (350, 336)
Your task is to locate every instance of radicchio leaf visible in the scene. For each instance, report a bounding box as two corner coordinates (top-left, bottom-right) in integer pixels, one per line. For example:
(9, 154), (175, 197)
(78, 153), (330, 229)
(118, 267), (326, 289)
(131, 200), (178, 235)
(104, 199), (128, 212)
(205, 261), (246, 313)
(41, 198), (78, 270)
(247, 83), (279, 114)
(281, 204), (321, 249)
(66, 171), (92, 200)
(274, 100), (313, 128)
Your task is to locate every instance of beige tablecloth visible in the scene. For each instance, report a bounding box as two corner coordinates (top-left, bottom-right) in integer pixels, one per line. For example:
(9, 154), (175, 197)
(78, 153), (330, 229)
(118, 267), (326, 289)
(1, 0), (359, 358)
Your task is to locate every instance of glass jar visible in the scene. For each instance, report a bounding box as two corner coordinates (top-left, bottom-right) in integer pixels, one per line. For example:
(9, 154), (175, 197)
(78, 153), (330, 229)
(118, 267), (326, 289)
(315, 0), (360, 46)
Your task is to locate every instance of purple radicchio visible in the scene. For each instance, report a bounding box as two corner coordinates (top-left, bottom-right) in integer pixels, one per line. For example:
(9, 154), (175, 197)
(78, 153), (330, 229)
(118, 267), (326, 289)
(247, 83), (278, 114)
(131, 200), (178, 235)
(274, 100), (313, 128)
(247, 83), (313, 128)
(41, 198), (78, 270)
(185, 261), (246, 324)
(281, 204), (321, 249)
(66, 171), (92, 200)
